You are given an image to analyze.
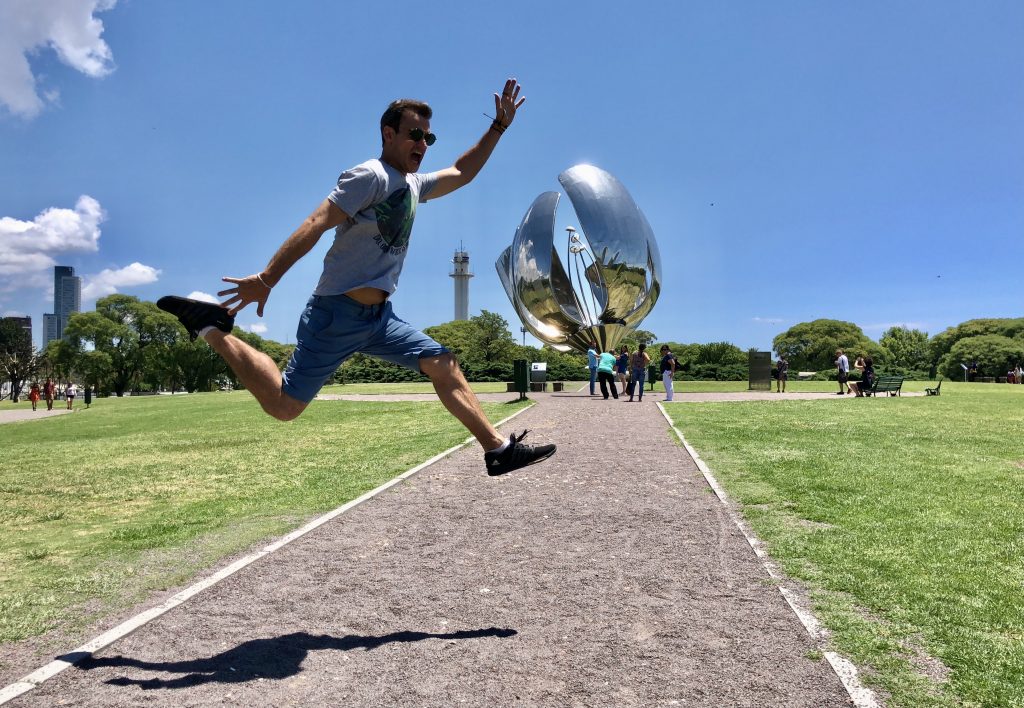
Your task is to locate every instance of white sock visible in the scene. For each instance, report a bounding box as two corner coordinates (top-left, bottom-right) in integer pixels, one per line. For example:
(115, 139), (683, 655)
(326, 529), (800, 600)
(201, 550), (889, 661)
(198, 325), (216, 340)
(488, 438), (511, 454)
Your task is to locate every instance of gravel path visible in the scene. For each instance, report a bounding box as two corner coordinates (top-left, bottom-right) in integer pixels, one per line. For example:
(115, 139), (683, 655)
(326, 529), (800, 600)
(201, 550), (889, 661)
(0, 408), (73, 425)
(5, 391), (854, 707)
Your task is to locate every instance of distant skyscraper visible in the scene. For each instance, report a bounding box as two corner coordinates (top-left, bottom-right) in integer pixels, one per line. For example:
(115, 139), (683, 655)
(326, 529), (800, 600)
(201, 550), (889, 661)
(449, 247), (473, 321)
(43, 265), (81, 346)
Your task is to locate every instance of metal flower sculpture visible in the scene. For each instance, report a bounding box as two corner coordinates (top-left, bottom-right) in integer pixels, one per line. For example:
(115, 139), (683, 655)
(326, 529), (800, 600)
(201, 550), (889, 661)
(495, 164), (661, 353)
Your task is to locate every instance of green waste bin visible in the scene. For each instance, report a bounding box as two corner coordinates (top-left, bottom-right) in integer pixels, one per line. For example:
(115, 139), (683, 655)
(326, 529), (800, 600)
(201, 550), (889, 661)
(647, 364), (658, 391)
(513, 359), (529, 399)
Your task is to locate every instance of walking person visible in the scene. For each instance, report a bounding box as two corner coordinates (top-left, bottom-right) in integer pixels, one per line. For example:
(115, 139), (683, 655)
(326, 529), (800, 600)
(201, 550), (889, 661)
(627, 343), (651, 401)
(157, 79), (554, 476)
(835, 349), (850, 395)
(776, 352), (789, 393)
(660, 345), (677, 401)
(616, 345), (630, 396)
(28, 382), (40, 411)
(597, 349), (619, 399)
(848, 357), (875, 397)
(43, 378), (55, 411)
(587, 341), (599, 396)
(66, 382), (77, 410)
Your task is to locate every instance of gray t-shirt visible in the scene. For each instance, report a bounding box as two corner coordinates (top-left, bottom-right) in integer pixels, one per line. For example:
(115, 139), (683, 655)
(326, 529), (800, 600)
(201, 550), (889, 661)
(314, 159), (439, 296)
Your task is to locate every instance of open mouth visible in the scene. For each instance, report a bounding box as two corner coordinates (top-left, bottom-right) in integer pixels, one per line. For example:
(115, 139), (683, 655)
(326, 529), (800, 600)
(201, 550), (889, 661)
(410, 151), (423, 167)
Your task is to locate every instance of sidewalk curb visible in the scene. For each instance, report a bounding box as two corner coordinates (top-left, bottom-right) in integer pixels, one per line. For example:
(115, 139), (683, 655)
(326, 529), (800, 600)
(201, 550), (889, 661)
(657, 402), (882, 708)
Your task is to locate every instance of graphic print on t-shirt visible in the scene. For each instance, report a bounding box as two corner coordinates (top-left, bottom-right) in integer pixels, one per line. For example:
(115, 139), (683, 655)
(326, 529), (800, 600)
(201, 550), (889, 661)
(372, 186), (416, 255)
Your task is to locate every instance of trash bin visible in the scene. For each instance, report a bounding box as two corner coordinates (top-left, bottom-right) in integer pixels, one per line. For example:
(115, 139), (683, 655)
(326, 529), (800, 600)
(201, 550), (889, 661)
(530, 362), (548, 392)
(513, 360), (529, 399)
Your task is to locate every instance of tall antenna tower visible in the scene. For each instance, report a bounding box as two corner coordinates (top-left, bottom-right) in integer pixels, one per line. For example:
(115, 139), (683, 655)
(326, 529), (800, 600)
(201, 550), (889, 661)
(450, 243), (473, 321)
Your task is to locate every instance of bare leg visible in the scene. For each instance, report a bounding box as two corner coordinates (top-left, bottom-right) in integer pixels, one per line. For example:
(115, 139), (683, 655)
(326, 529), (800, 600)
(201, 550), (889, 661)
(421, 354), (504, 451)
(205, 331), (306, 421)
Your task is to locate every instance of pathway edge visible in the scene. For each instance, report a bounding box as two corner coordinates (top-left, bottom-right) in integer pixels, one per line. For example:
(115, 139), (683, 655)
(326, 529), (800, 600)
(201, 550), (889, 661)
(0, 402), (535, 705)
(657, 402), (882, 708)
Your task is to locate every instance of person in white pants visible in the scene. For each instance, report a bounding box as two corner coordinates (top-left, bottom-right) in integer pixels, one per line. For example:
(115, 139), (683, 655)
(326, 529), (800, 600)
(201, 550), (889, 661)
(659, 345), (676, 401)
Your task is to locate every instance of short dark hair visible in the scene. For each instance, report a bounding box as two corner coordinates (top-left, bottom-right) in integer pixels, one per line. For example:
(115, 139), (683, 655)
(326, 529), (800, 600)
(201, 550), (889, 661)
(380, 99), (432, 144)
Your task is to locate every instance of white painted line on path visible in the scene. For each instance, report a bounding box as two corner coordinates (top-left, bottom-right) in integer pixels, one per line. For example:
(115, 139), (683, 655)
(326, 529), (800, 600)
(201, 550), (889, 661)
(657, 403), (881, 708)
(0, 403), (535, 706)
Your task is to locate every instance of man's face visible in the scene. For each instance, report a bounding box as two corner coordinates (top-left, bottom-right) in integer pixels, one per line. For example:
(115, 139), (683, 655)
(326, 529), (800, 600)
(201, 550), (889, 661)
(382, 110), (431, 174)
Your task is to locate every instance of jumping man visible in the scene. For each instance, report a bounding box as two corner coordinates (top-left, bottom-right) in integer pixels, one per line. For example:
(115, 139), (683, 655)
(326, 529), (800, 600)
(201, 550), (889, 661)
(158, 79), (555, 475)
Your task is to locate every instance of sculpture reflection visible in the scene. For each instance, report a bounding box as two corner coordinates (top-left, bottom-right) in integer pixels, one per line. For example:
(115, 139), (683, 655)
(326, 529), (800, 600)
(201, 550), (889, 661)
(495, 165), (661, 353)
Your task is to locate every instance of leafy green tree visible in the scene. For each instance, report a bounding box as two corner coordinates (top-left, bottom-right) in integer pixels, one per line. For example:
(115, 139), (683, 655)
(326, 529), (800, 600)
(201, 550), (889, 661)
(171, 336), (229, 392)
(697, 341), (746, 365)
(0, 318), (39, 401)
(879, 326), (930, 375)
(938, 335), (1024, 380)
(42, 339), (78, 386)
(63, 295), (174, 396)
(929, 318), (1024, 374)
(623, 329), (656, 348)
(773, 319), (882, 372)
(469, 310), (516, 369)
(423, 320), (479, 362)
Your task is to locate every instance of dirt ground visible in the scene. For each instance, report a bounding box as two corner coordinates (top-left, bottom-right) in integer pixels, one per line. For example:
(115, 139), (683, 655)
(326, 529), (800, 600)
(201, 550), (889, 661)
(3, 390), (856, 707)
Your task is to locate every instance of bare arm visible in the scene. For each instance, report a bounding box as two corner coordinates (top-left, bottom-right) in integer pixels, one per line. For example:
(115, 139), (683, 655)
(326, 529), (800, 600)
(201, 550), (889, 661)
(428, 78), (526, 200)
(218, 199), (348, 316)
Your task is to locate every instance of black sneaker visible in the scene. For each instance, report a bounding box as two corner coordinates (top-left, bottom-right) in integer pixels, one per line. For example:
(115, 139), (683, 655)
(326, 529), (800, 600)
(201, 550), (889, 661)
(157, 296), (235, 341)
(485, 430), (556, 476)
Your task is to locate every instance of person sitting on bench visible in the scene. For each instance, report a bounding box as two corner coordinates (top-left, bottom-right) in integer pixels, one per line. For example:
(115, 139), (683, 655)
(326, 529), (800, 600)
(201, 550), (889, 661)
(848, 357), (875, 397)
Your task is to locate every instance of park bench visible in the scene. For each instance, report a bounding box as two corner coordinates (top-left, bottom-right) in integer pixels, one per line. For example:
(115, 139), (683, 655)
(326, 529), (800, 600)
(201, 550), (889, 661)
(866, 375), (904, 397)
(925, 379), (942, 396)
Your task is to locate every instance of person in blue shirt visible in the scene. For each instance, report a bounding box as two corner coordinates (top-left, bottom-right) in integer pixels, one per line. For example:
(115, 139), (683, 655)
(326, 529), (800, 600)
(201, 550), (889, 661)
(587, 342), (599, 395)
(597, 349), (619, 399)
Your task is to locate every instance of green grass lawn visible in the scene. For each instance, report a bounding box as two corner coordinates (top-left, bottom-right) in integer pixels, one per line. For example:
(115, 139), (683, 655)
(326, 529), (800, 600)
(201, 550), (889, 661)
(665, 382), (1024, 707)
(0, 391), (528, 646)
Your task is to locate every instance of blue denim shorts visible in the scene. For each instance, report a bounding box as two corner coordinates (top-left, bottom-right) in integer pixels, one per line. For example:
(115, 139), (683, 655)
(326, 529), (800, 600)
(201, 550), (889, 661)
(281, 294), (450, 403)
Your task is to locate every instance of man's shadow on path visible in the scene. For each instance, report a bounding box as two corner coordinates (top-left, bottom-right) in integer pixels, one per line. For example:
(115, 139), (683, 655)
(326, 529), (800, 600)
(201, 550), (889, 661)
(69, 627), (517, 690)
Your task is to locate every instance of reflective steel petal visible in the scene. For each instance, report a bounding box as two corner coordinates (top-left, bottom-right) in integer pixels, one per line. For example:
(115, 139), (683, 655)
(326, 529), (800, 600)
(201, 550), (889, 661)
(496, 165), (661, 354)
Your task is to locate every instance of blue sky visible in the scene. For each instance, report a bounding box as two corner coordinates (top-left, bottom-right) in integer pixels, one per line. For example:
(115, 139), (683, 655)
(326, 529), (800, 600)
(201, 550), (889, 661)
(2, 1), (1022, 351)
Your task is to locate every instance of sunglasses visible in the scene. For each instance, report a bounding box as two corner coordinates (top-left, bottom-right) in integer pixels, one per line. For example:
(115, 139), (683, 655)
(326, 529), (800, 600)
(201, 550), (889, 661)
(407, 127), (437, 146)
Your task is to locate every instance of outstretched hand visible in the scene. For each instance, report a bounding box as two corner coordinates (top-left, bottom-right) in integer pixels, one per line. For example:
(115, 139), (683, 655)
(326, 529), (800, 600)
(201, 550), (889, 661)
(218, 274), (272, 317)
(493, 78), (525, 128)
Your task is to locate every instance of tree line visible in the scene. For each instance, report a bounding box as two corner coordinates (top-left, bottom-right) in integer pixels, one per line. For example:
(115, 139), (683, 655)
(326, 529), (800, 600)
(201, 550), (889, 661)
(772, 318), (1024, 380)
(3, 296), (1021, 401)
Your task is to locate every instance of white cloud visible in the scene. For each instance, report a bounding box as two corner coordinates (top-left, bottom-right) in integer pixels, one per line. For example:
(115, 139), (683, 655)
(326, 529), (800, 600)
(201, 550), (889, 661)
(244, 323), (268, 334)
(82, 262), (161, 300)
(186, 291), (220, 304)
(0, 0), (117, 118)
(752, 317), (784, 325)
(0, 195), (105, 284)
